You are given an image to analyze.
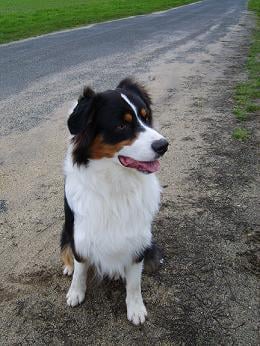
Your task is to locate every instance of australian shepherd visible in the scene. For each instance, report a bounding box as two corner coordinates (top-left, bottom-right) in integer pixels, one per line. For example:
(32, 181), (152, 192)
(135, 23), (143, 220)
(61, 78), (168, 325)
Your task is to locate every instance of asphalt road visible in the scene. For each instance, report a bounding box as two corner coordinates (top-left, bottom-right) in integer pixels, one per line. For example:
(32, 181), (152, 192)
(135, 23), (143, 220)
(1, 0), (258, 345)
(0, 0), (247, 135)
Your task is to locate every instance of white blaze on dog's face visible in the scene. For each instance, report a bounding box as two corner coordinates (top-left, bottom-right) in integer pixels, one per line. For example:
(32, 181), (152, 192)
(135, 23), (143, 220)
(117, 93), (167, 173)
(67, 79), (168, 174)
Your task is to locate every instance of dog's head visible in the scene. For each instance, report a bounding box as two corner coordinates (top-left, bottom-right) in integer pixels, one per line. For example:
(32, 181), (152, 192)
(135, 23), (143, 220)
(68, 78), (168, 174)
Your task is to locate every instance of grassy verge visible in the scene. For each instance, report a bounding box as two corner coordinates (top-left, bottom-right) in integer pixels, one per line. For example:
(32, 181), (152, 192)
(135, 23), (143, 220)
(0, 0), (197, 44)
(232, 0), (260, 141)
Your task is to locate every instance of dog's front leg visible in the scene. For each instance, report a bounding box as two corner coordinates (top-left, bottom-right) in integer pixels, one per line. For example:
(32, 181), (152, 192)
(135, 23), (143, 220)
(125, 261), (147, 325)
(66, 259), (89, 307)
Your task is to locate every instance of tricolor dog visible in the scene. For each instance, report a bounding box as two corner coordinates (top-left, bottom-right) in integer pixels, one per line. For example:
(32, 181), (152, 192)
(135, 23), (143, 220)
(61, 78), (168, 325)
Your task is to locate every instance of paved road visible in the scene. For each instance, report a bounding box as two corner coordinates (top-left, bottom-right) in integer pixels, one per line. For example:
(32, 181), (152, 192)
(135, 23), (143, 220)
(0, 0), (247, 135)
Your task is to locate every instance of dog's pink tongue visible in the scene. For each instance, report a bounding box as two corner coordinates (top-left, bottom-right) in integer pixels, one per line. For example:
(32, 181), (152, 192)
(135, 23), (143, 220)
(120, 156), (160, 173)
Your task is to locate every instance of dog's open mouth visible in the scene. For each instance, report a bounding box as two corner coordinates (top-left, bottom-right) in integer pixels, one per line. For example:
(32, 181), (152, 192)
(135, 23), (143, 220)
(118, 155), (160, 174)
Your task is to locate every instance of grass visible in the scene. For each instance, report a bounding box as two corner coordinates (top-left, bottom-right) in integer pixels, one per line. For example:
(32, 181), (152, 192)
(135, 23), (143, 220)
(0, 0), (197, 44)
(232, 0), (260, 140)
(232, 127), (250, 141)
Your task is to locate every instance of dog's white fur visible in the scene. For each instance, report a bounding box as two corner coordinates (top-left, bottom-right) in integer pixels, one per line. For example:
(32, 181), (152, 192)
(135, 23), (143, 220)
(64, 94), (164, 324)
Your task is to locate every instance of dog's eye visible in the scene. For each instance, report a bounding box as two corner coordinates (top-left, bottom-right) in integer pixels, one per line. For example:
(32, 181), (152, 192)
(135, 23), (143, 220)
(116, 123), (128, 130)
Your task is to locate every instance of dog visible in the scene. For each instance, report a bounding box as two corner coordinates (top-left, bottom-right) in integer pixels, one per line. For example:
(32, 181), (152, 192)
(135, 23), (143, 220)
(61, 78), (168, 325)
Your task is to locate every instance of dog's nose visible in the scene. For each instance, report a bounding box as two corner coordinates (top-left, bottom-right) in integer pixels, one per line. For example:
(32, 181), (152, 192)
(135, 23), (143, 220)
(151, 139), (169, 156)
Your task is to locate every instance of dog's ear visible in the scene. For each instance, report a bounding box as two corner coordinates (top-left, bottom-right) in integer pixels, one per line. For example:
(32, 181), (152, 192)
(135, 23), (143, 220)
(68, 87), (96, 135)
(117, 78), (152, 107)
(69, 87), (97, 165)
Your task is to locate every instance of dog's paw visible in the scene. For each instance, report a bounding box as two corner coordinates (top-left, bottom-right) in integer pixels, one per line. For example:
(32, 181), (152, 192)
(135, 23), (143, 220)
(127, 300), (147, 325)
(63, 265), (73, 276)
(66, 286), (85, 307)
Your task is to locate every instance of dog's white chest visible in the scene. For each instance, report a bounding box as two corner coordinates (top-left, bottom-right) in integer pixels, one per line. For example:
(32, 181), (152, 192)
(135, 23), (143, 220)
(65, 157), (161, 277)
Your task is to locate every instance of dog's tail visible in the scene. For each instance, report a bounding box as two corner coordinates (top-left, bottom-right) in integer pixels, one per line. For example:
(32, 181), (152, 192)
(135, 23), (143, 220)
(143, 242), (164, 273)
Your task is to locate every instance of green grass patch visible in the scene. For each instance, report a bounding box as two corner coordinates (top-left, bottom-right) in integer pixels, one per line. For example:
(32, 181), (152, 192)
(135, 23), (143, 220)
(232, 128), (250, 141)
(248, 0), (260, 14)
(0, 0), (197, 44)
(232, 0), (260, 140)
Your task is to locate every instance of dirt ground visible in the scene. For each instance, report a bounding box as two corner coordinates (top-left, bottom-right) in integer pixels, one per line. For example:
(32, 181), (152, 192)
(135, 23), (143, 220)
(0, 14), (259, 346)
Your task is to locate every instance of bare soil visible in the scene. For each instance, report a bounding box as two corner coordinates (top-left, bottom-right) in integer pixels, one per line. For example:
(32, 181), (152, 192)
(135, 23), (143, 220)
(0, 14), (259, 345)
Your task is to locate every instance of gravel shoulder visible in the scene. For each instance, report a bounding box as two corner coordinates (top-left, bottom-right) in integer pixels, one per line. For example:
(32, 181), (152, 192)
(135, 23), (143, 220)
(0, 10), (259, 346)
